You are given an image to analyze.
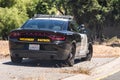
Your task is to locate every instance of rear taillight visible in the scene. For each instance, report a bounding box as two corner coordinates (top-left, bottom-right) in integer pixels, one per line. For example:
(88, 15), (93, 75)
(9, 32), (20, 38)
(48, 34), (66, 41)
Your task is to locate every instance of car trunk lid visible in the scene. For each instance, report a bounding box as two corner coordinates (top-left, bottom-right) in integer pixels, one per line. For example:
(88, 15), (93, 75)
(9, 29), (66, 42)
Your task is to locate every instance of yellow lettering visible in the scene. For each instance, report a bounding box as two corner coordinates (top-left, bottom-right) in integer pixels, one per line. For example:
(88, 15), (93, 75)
(38, 39), (50, 42)
(19, 38), (34, 41)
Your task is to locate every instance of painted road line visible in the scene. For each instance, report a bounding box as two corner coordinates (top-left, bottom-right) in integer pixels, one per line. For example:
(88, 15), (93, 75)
(96, 69), (120, 80)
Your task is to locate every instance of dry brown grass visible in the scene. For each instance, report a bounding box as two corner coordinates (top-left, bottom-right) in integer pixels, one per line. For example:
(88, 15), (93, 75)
(93, 38), (120, 58)
(0, 40), (120, 58)
(106, 36), (120, 44)
(60, 68), (90, 75)
(93, 45), (120, 58)
(0, 40), (10, 58)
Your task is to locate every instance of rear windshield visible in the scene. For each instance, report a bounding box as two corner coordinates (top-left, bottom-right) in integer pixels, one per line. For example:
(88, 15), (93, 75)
(21, 19), (67, 31)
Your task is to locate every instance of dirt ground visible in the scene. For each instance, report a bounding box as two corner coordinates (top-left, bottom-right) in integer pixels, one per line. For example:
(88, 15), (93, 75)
(0, 40), (120, 58)
(93, 45), (120, 57)
(0, 41), (9, 58)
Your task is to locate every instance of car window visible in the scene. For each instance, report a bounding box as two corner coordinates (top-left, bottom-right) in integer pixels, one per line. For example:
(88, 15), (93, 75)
(22, 19), (67, 31)
(68, 21), (78, 32)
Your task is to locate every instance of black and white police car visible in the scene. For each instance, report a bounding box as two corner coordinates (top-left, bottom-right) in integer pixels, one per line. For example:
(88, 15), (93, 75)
(9, 14), (93, 66)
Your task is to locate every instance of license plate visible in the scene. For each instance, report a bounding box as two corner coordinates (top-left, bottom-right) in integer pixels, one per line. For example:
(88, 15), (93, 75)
(29, 44), (40, 50)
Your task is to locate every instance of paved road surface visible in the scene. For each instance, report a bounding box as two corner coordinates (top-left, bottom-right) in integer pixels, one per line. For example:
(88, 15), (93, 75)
(0, 57), (116, 80)
(102, 71), (120, 80)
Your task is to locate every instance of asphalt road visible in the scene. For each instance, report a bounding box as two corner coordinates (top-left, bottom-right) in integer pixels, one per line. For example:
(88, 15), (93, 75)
(0, 57), (116, 80)
(102, 71), (120, 80)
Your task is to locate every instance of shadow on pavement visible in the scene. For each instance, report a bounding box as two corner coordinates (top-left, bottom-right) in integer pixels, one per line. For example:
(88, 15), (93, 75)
(2, 59), (83, 68)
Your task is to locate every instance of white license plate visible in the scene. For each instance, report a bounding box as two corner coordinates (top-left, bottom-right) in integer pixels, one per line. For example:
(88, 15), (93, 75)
(29, 44), (40, 50)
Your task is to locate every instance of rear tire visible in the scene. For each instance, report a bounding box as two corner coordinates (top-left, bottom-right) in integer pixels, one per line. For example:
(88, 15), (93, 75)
(82, 43), (93, 61)
(66, 45), (76, 67)
(86, 44), (93, 61)
(11, 56), (22, 63)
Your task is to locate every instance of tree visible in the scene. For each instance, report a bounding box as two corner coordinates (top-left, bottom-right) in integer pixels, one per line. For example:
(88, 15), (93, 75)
(0, 0), (54, 40)
(0, 7), (28, 40)
(0, 0), (16, 8)
(53, 0), (70, 15)
(35, 0), (49, 14)
(0, 0), (120, 40)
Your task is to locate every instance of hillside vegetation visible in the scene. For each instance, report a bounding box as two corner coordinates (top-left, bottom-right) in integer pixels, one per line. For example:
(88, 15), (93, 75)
(0, 0), (120, 40)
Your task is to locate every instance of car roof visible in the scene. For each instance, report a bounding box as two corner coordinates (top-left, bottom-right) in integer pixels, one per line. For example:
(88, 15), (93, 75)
(30, 14), (73, 22)
(30, 18), (71, 21)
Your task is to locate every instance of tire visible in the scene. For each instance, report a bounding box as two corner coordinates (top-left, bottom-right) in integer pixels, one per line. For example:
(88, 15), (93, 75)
(66, 45), (76, 67)
(11, 56), (22, 63)
(85, 44), (93, 61)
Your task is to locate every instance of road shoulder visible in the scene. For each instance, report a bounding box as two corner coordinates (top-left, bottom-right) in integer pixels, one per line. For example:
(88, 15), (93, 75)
(62, 57), (120, 80)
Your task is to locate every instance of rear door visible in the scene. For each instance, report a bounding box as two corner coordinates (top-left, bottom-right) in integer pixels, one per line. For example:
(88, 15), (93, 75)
(67, 21), (81, 56)
(79, 34), (88, 56)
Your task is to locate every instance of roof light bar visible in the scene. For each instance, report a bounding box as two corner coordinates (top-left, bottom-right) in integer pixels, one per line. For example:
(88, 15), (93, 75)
(33, 14), (73, 19)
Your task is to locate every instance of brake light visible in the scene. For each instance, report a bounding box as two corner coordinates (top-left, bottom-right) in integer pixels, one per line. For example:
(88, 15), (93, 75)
(9, 32), (20, 38)
(48, 34), (66, 41)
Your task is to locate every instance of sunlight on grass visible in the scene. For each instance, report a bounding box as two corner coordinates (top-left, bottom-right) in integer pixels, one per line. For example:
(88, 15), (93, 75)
(60, 68), (90, 75)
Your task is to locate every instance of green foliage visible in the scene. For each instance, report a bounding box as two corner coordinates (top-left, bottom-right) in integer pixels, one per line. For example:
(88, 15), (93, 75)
(0, 0), (16, 8)
(0, 0), (120, 40)
(0, 7), (28, 33)
(52, 0), (70, 15)
(35, 0), (49, 14)
(0, 0), (30, 37)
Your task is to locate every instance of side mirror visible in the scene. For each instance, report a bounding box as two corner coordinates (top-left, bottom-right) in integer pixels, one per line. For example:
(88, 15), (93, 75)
(78, 24), (86, 33)
(78, 26), (82, 30)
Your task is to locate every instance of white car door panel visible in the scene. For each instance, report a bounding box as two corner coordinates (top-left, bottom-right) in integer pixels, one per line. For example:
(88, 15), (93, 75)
(79, 34), (88, 56)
